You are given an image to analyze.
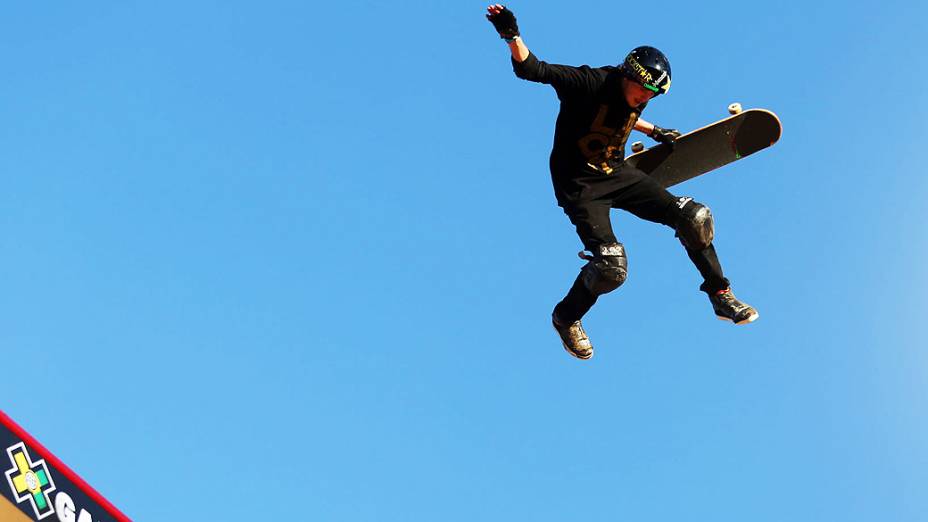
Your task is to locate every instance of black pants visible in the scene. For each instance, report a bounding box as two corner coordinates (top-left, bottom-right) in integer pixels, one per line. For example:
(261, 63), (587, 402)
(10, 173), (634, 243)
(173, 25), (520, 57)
(553, 166), (729, 323)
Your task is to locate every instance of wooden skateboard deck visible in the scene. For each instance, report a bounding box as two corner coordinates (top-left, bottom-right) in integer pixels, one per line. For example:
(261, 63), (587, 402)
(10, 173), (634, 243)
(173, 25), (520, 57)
(625, 106), (782, 188)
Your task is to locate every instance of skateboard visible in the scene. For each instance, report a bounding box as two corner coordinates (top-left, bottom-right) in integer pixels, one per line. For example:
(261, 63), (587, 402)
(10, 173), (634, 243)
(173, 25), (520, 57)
(625, 104), (782, 188)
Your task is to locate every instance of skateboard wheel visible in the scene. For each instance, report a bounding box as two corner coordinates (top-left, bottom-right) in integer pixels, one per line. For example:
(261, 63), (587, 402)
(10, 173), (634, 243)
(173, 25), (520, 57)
(631, 141), (644, 153)
(728, 103), (743, 115)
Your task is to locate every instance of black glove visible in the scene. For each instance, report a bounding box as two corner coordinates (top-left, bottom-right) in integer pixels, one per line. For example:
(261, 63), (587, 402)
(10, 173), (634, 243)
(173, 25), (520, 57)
(650, 125), (682, 146)
(487, 6), (520, 40)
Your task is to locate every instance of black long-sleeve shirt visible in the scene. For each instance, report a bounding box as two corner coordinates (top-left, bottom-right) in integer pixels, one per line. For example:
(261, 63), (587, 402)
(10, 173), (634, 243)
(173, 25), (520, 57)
(512, 52), (646, 206)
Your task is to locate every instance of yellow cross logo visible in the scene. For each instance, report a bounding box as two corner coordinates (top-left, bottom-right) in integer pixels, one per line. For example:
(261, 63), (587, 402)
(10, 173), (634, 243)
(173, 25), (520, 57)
(5, 443), (57, 519)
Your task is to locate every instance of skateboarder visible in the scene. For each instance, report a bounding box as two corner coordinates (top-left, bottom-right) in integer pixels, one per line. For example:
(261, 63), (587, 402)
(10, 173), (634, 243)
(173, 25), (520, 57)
(485, 4), (759, 360)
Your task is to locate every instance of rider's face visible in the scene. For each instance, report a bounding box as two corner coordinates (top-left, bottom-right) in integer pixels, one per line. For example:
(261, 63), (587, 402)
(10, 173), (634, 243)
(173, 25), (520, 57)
(622, 78), (656, 107)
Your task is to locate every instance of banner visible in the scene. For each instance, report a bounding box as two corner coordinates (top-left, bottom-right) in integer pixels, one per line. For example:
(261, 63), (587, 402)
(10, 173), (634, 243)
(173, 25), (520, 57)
(0, 411), (129, 521)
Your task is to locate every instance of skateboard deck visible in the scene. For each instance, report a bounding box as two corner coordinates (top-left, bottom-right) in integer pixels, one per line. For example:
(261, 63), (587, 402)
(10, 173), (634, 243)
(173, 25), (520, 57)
(624, 106), (781, 188)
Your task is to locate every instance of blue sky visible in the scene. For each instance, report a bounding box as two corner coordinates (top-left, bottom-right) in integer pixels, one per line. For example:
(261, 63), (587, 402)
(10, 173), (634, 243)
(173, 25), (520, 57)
(2, 1), (926, 520)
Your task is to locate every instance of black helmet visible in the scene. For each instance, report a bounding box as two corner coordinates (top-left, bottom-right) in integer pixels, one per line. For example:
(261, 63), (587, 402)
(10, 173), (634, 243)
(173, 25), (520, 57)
(620, 46), (672, 95)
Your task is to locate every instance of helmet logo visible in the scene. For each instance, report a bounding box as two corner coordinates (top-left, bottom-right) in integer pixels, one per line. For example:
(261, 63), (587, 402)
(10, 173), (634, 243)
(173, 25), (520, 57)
(626, 57), (655, 85)
(626, 56), (669, 93)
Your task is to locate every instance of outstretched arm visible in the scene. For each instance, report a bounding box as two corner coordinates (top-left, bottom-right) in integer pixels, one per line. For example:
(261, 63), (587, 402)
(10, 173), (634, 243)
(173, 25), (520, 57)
(486, 4), (598, 94)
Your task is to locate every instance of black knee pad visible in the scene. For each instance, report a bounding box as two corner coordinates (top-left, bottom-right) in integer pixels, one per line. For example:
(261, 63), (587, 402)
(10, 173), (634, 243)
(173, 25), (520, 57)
(674, 197), (714, 250)
(581, 243), (628, 296)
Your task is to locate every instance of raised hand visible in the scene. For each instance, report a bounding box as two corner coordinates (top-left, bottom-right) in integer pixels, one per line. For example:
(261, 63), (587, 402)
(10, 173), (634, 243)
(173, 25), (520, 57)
(486, 4), (520, 40)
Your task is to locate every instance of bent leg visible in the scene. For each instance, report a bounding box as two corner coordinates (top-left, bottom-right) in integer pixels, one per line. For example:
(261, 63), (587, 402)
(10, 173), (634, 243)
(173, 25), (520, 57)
(553, 202), (626, 324)
(607, 167), (729, 293)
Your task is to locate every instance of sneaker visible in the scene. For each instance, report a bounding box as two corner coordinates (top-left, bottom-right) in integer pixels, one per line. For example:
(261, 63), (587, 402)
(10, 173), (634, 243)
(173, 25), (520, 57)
(552, 314), (594, 360)
(709, 288), (759, 325)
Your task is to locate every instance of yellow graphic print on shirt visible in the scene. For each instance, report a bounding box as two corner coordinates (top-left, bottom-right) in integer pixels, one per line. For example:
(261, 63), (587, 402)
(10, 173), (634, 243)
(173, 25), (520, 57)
(577, 104), (639, 174)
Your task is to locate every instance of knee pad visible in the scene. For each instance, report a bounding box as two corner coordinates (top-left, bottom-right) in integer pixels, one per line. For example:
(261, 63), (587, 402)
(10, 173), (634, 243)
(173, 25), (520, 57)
(674, 197), (714, 250)
(581, 243), (628, 296)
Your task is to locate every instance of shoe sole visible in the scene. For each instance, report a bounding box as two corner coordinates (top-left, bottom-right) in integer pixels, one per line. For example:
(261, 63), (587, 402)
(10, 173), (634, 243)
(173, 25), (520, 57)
(716, 310), (759, 325)
(563, 343), (593, 360)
